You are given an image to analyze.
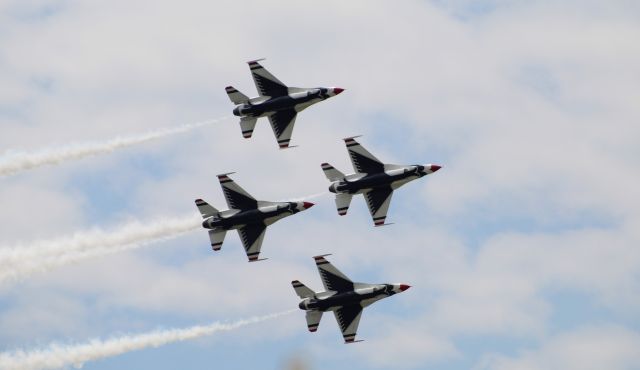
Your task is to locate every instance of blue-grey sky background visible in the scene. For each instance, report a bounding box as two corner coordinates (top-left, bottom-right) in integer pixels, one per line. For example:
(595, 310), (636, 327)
(1, 0), (639, 369)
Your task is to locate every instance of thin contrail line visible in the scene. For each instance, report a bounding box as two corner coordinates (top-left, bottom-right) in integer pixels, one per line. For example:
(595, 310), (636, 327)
(0, 214), (201, 284)
(0, 116), (230, 177)
(0, 310), (296, 370)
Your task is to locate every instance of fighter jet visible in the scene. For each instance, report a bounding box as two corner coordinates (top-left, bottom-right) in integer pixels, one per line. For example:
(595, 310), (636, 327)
(225, 59), (344, 149)
(195, 173), (314, 262)
(321, 136), (441, 226)
(293, 254), (410, 343)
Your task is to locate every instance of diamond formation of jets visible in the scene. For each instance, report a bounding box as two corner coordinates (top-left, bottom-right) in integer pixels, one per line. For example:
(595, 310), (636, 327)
(195, 173), (314, 262)
(321, 136), (441, 226)
(226, 59), (344, 149)
(293, 254), (410, 343)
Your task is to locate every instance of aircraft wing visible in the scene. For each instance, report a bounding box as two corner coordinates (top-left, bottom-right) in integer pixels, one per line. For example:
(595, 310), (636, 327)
(313, 255), (354, 292)
(344, 137), (385, 174)
(217, 173), (258, 210)
(237, 224), (267, 262)
(363, 187), (394, 226)
(333, 305), (364, 343)
(268, 109), (297, 149)
(248, 60), (288, 97)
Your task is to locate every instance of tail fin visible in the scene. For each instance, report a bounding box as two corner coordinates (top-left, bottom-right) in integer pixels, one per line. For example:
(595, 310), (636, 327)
(195, 199), (219, 219)
(225, 86), (249, 104)
(321, 163), (345, 182)
(292, 280), (315, 298)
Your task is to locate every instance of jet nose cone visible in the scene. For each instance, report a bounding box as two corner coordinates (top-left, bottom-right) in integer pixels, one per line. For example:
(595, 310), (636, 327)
(430, 165), (442, 172)
(232, 107), (240, 116)
(399, 284), (411, 292)
(333, 87), (344, 95)
(303, 202), (315, 209)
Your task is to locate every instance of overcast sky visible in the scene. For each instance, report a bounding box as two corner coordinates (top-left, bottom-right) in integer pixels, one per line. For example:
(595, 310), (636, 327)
(1, 0), (639, 369)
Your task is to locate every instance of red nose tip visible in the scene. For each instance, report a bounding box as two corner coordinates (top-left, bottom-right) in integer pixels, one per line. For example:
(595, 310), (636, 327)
(303, 202), (315, 209)
(333, 88), (344, 95)
(430, 165), (442, 172)
(399, 284), (411, 291)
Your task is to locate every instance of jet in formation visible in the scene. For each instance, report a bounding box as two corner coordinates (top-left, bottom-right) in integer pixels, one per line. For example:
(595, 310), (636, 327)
(292, 254), (410, 343)
(321, 136), (441, 226)
(225, 59), (344, 149)
(195, 173), (314, 262)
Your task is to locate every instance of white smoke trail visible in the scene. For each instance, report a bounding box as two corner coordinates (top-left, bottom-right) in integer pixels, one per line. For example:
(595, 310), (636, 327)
(0, 214), (202, 284)
(0, 310), (296, 370)
(0, 116), (230, 177)
(284, 191), (330, 203)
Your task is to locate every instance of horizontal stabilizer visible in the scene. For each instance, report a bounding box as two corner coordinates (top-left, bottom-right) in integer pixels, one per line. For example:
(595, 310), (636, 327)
(208, 229), (226, 251)
(291, 280), (315, 298)
(239, 117), (257, 138)
(321, 163), (345, 182)
(335, 193), (352, 216)
(225, 86), (249, 104)
(305, 311), (323, 333)
(195, 199), (219, 219)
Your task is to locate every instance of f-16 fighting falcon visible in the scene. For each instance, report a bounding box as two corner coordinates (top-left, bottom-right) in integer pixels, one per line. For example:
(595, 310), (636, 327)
(321, 136), (441, 226)
(293, 254), (410, 343)
(195, 173), (314, 262)
(225, 59), (344, 149)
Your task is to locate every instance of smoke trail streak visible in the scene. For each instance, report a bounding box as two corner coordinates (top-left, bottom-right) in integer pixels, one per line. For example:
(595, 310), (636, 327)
(0, 310), (296, 370)
(0, 214), (201, 284)
(0, 117), (230, 177)
(282, 191), (331, 203)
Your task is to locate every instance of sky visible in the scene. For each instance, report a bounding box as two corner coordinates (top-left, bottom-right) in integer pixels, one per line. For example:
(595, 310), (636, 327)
(1, 0), (640, 369)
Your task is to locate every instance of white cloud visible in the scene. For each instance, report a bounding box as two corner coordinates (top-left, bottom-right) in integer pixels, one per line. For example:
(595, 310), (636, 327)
(0, 0), (639, 369)
(477, 325), (640, 370)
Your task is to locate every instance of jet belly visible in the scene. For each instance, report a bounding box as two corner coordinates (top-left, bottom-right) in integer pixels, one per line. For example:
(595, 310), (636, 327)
(334, 173), (393, 194)
(205, 209), (268, 230)
(311, 287), (389, 312)
(238, 93), (320, 118)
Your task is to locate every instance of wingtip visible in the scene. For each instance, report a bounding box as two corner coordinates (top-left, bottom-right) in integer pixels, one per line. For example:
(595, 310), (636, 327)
(313, 253), (332, 260)
(248, 257), (268, 262)
(216, 172), (236, 178)
(343, 135), (363, 141)
(374, 222), (394, 227)
(247, 57), (266, 64)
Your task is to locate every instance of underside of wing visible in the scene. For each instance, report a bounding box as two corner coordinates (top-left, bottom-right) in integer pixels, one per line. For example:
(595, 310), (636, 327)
(218, 174), (258, 210)
(334, 305), (363, 343)
(237, 224), (267, 262)
(314, 255), (354, 292)
(363, 187), (394, 226)
(268, 109), (297, 149)
(248, 60), (288, 97)
(344, 137), (385, 174)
